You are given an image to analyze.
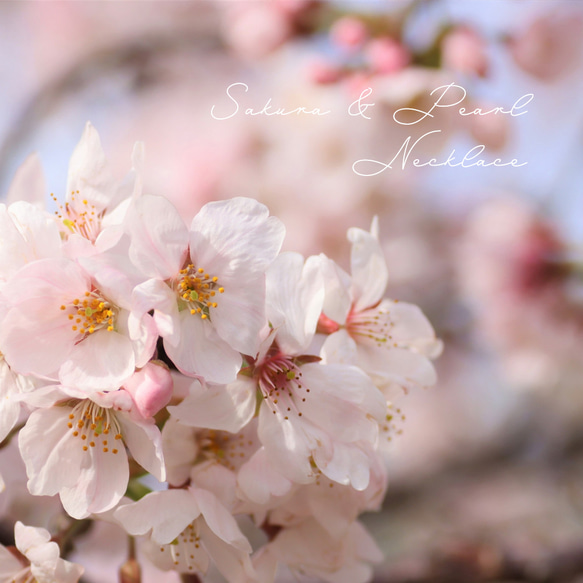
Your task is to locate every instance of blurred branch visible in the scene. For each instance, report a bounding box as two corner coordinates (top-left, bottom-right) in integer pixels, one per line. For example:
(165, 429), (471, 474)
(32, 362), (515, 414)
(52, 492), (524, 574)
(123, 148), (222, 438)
(0, 22), (223, 186)
(375, 541), (583, 583)
(383, 397), (583, 510)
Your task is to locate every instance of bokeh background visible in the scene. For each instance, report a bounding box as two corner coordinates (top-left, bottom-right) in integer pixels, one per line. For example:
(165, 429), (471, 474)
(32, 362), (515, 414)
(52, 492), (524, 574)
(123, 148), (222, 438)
(1, 1), (583, 581)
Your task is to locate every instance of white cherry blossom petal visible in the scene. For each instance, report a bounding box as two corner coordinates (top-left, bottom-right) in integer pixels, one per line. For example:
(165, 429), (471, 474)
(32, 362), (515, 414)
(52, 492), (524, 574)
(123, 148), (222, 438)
(60, 436), (129, 519)
(258, 402), (319, 485)
(115, 489), (200, 544)
(197, 520), (257, 583)
(189, 197), (285, 275)
(319, 255), (352, 324)
(59, 330), (135, 392)
(266, 253), (324, 355)
(18, 407), (85, 496)
(312, 441), (372, 491)
(164, 311), (242, 383)
(67, 122), (117, 212)
(237, 447), (293, 504)
(320, 329), (359, 366)
(210, 271), (267, 357)
(126, 195), (189, 280)
(348, 223), (388, 313)
(193, 487), (251, 552)
(168, 378), (256, 433)
(118, 413), (165, 482)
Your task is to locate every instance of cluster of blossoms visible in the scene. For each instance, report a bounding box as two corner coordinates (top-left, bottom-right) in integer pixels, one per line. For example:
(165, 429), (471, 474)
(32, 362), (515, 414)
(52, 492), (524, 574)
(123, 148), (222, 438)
(0, 124), (440, 582)
(459, 197), (583, 393)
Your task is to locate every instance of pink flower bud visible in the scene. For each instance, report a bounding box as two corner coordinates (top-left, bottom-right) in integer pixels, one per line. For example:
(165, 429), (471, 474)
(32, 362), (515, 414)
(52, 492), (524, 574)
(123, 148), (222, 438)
(365, 37), (410, 75)
(316, 313), (340, 334)
(331, 17), (368, 51)
(307, 59), (342, 84)
(441, 27), (489, 77)
(509, 12), (583, 81)
(124, 361), (173, 419)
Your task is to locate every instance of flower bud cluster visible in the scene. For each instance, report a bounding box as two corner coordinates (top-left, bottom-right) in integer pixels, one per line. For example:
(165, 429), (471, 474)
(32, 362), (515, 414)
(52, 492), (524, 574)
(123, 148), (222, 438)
(0, 123), (440, 582)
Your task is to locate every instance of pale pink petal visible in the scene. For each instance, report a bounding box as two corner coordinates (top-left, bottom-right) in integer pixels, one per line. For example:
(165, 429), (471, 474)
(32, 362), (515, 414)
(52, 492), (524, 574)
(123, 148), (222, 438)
(51, 558), (84, 583)
(190, 197), (285, 275)
(168, 378), (255, 433)
(18, 407), (84, 496)
(14, 522), (54, 559)
(198, 520), (256, 583)
(237, 447), (293, 504)
(356, 344), (437, 389)
(60, 441), (129, 519)
(131, 278), (179, 341)
(8, 201), (62, 264)
(1, 310), (73, 379)
(190, 462), (238, 510)
(126, 195), (188, 280)
(115, 489), (200, 544)
(164, 311), (242, 383)
(15, 385), (68, 408)
(320, 255), (352, 324)
(348, 223), (388, 312)
(77, 237), (148, 309)
(2, 257), (88, 307)
(266, 253), (324, 355)
(300, 363), (385, 442)
(382, 299), (442, 356)
(312, 442), (371, 490)
(115, 310), (157, 369)
(210, 270), (267, 357)
(59, 330), (135, 392)
(67, 122), (116, 212)
(161, 419), (198, 487)
(193, 487), (251, 552)
(258, 402), (318, 484)
(320, 329), (359, 366)
(118, 414), (165, 482)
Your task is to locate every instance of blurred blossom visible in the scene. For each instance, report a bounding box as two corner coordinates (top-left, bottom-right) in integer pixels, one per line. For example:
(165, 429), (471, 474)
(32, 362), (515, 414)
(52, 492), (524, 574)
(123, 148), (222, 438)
(508, 9), (583, 81)
(441, 26), (489, 78)
(458, 197), (583, 391)
(331, 16), (369, 52)
(218, 0), (317, 59)
(0, 2), (583, 582)
(464, 101), (510, 151)
(365, 37), (411, 75)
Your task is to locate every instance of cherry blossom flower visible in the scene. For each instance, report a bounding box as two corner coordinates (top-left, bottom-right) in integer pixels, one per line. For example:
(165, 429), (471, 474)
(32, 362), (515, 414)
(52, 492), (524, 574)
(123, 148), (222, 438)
(173, 252), (387, 494)
(318, 219), (441, 395)
(51, 122), (144, 255)
(0, 521), (83, 583)
(115, 478), (256, 581)
(0, 257), (156, 391)
(252, 519), (383, 583)
(127, 195), (285, 383)
(18, 386), (165, 519)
